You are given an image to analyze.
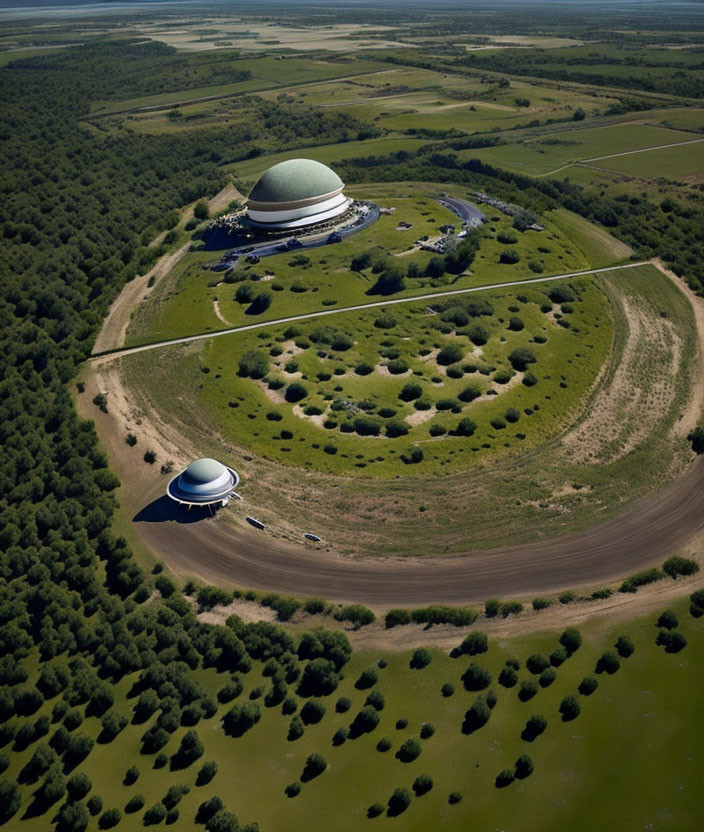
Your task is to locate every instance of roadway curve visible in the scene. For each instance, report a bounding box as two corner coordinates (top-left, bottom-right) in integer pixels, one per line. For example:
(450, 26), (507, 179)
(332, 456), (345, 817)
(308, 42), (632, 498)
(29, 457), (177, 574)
(134, 455), (704, 605)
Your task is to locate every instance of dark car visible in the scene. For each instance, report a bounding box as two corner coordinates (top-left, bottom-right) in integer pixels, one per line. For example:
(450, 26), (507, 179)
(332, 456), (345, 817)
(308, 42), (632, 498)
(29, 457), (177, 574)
(327, 232), (342, 243)
(245, 254), (260, 264)
(304, 532), (322, 542)
(242, 246), (254, 253)
(286, 237), (303, 249)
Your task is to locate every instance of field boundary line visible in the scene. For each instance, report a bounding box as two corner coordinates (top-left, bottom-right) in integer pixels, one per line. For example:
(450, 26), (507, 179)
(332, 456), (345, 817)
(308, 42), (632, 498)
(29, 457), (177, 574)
(90, 260), (649, 362)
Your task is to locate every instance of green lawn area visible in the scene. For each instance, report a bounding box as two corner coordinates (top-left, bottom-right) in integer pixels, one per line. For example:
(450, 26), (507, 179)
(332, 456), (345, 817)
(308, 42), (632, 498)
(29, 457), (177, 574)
(4, 596), (702, 831)
(125, 185), (604, 349)
(459, 124), (699, 176)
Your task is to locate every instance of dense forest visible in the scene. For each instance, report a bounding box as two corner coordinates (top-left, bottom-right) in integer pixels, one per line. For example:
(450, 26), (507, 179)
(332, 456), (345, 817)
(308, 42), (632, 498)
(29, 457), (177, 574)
(0, 39), (371, 830)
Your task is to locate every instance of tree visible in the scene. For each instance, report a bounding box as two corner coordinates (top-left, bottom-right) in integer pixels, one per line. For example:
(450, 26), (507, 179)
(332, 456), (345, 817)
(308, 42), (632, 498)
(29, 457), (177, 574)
(526, 653), (549, 674)
(193, 199), (209, 220)
(367, 803), (384, 818)
(461, 662), (491, 691)
(437, 344), (464, 366)
(143, 802), (167, 825)
(67, 771), (92, 800)
(332, 727), (348, 746)
(662, 555), (699, 577)
(656, 610), (678, 630)
(396, 738), (422, 763)
(57, 801), (89, 832)
(656, 629), (687, 653)
(172, 729), (204, 769)
(246, 291), (272, 316)
(572, 107), (586, 121)
(514, 754), (533, 780)
(462, 698), (491, 734)
(420, 722), (435, 739)
(0, 780), (20, 824)
(460, 631), (488, 655)
(522, 714), (547, 741)
(499, 249), (520, 264)
(365, 690), (385, 712)
(595, 652), (620, 675)
(205, 810), (240, 832)
(355, 667), (378, 690)
(297, 658), (339, 697)
(518, 680), (538, 702)
(539, 667), (556, 688)
(98, 808), (121, 829)
(301, 753), (327, 781)
(615, 635), (635, 658)
(387, 787), (412, 816)
(399, 382), (422, 401)
(300, 699), (326, 725)
(288, 716), (304, 741)
(495, 768), (515, 788)
(285, 782), (301, 798)
(125, 795), (145, 814)
(578, 677), (598, 696)
(441, 683), (455, 697)
(349, 706), (380, 738)
(499, 666), (518, 688)
(413, 774), (433, 796)
(222, 703), (261, 738)
(369, 261), (406, 295)
(196, 796), (224, 824)
(559, 627), (582, 654)
(410, 648), (431, 669)
(559, 695), (581, 721)
(87, 795), (103, 816)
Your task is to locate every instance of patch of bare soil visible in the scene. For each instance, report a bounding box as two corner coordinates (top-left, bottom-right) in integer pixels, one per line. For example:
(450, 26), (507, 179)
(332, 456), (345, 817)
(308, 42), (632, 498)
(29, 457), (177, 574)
(405, 406), (437, 426)
(561, 288), (684, 465)
(197, 598), (277, 626)
(213, 299), (231, 326)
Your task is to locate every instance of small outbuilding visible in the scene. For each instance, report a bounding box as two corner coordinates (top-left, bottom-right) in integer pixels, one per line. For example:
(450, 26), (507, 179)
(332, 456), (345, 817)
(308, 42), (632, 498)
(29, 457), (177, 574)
(166, 457), (239, 508)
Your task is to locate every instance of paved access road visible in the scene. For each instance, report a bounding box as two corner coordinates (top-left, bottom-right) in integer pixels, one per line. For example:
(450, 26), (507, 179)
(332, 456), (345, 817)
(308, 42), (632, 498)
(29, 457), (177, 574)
(438, 196), (485, 226)
(92, 260), (648, 360)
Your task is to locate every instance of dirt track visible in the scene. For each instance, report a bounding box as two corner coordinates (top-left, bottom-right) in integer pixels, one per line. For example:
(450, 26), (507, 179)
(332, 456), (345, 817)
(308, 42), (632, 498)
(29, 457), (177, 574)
(132, 452), (704, 605)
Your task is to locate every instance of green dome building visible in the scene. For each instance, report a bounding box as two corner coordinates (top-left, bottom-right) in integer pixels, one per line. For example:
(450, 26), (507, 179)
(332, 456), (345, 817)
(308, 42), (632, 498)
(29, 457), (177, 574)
(246, 159), (351, 230)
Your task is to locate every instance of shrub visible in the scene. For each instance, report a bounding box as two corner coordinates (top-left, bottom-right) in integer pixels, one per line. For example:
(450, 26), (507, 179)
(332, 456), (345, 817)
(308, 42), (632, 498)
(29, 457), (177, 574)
(349, 706), (380, 737)
(246, 291), (272, 315)
(410, 648), (432, 669)
(468, 324), (490, 346)
(355, 362), (373, 375)
(387, 359), (408, 375)
(523, 371), (538, 387)
(508, 316), (524, 331)
(367, 803), (384, 818)
(437, 345), (464, 365)
(222, 703), (261, 737)
(455, 417), (477, 437)
(123, 766), (139, 786)
(238, 350), (269, 379)
(436, 397), (461, 412)
(353, 416), (381, 436)
(285, 782), (301, 798)
(287, 716), (304, 741)
(196, 761), (218, 786)
(508, 347), (536, 371)
(285, 382), (307, 403)
(98, 809), (121, 829)
(578, 677), (598, 696)
(499, 250), (520, 264)
(559, 695), (581, 721)
(143, 803), (167, 825)
(497, 231), (518, 244)
(458, 384), (480, 402)
(67, 772), (92, 800)
(595, 652), (620, 675)
(441, 683), (455, 697)
(420, 723), (435, 739)
(619, 568), (664, 593)
(448, 791), (462, 804)
(365, 691), (385, 712)
(385, 609), (412, 628)
(401, 447), (424, 464)
(386, 420), (409, 438)
(335, 697), (351, 714)
(662, 556), (699, 578)
(549, 648), (567, 667)
(355, 668), (378, 690)
(333, 727), (348, 746)
(548, 286), (576, 304)
(400, 382), (423, 401)
(88, 796), (103, 816)
(376, 737), (392, 752)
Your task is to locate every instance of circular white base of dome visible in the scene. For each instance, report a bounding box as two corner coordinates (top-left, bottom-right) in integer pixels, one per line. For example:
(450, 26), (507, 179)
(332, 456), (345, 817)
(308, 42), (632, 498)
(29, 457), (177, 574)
(248, 196), (352, 230)
(166, 466), (240, 506)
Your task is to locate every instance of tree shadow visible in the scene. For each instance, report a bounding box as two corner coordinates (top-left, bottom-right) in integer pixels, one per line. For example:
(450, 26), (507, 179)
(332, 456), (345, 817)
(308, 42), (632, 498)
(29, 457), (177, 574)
(133, 496), (216, 525)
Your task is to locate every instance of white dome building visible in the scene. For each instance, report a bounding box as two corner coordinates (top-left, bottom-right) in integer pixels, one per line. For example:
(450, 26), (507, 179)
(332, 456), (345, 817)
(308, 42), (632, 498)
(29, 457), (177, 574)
(166, 458), (239, 507)
(246, 158), (351, 231)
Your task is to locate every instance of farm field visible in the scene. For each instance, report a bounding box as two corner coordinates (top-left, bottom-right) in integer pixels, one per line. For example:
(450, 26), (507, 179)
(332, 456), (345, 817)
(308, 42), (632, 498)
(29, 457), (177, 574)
(3, 596), (702, 832)
(586, 139), (704, 181)
(124, 185), (606, 348)
(459, 123), (700, 176)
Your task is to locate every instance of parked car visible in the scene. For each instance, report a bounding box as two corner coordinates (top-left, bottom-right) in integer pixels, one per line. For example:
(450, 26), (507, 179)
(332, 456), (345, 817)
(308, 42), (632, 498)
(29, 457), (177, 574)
(327, 232), (342, 243)
(246, 254), (260, 264)
(304, 532), (322, 542)
(246, 516), (265, 530)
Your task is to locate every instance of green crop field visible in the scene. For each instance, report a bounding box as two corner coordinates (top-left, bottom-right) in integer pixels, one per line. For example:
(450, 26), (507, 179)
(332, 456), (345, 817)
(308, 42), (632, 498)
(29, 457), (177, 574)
(3, 595), (702, 832)
(587, 139), (704, 181)
(459, 124), (699, 177)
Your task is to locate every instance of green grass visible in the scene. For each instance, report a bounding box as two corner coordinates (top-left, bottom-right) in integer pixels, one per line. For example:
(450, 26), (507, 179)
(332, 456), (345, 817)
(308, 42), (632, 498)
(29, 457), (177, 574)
(459, 124), (699, 176)
(5, 597), (702, 831)
(585, 138), (704, 180)
(125, 185), (599, 348)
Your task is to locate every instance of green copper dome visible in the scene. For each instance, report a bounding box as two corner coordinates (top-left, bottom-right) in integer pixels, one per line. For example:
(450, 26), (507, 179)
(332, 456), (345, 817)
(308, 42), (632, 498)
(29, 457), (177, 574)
(182, 458), (226, 483)
(248, 159), (344, 204)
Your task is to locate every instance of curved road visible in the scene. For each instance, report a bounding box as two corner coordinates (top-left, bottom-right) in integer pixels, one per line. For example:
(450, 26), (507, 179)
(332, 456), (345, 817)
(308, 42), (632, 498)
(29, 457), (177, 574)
(135, 455), (704, 605)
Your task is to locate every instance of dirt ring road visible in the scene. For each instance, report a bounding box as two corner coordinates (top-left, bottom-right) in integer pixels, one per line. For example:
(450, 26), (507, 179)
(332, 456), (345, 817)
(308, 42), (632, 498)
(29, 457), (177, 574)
(136, 455), (704, 606)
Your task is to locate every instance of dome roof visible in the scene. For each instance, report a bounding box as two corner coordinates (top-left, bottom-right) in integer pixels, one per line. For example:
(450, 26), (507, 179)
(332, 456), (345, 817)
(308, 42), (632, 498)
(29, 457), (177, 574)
(248, 159), (343, 204)
(182, 458), (226, 484)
